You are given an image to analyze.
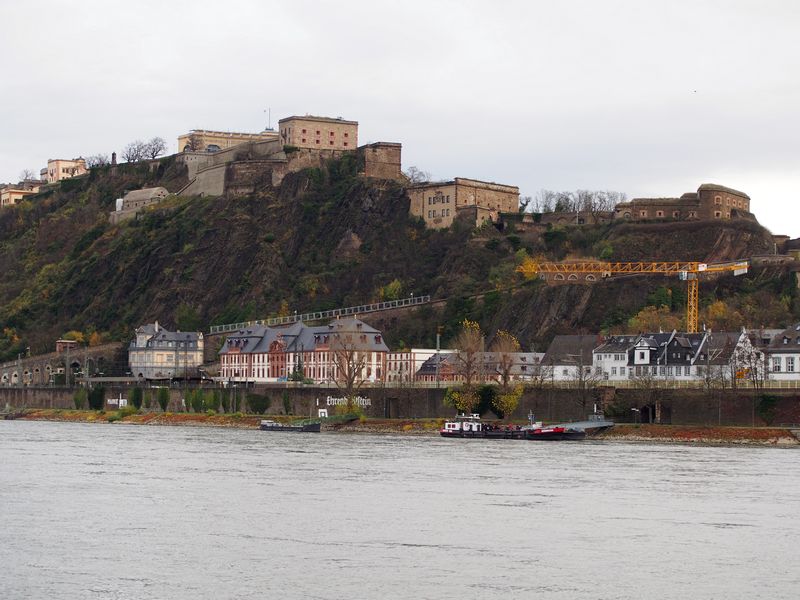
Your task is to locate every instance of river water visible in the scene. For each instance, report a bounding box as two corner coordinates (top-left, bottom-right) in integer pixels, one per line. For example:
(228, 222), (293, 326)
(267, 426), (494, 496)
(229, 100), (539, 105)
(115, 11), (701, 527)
(0, 421), (798, 599)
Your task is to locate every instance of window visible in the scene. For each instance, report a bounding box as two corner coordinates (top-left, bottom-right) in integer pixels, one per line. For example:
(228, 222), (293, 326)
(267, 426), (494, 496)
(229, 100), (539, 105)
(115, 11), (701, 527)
(714, 211), (721, 218)
(301, 138), (306, 143)
(344, 133), (349, 138)
(343, 142), (348, 147)
(302, 129), (306, 133)
(667, 366), (673, 376)
(715, 196), (722, 205)
(330, 131), (334, 136)
(316, 130), (320, 135)
(640, 210), (647, 217)
(651, 366), (658, 375)
(611, 367), (617, 376)
(620, 367), (626, 376)
(773, 357), (781, 372)
(684, 366), (691, 376)
(656, 211), (664, 218)
(639, 352), (645, 360)
(329, 141), (334, 145)
(660, 366), (665, 375)
(446, 209), (450, 216)
(788, 357), (795, 372)
(428, 210), (432, 218)
(673, 211), (680, 218)
(316, 140), (320, 144)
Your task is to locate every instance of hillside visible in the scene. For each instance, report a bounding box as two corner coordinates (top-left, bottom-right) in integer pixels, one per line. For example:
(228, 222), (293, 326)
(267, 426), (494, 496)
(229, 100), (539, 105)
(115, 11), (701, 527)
(0, 153), (797, 362)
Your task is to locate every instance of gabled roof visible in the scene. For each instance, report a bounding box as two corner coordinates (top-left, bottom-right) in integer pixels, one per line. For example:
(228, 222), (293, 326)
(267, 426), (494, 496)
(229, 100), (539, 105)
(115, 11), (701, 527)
(767, 323), (800, 351)
(219, 318), (389, 355)
(542, 335), (600, 366)
(594, 336), (638, 354)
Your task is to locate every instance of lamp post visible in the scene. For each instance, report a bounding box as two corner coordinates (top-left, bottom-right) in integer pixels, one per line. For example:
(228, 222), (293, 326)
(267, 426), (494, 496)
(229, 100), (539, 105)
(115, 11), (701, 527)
(631, 407), (640, 424)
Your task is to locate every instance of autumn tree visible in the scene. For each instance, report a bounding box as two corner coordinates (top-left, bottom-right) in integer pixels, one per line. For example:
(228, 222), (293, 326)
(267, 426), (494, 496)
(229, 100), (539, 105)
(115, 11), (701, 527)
(19, 168), (36, 181)
(702, 300), (744, 331)
(627, 305), (683, 334)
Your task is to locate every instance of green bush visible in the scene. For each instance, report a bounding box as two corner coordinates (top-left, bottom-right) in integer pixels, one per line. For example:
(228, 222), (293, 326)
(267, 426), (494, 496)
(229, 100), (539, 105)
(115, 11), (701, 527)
(157, 387), (170, 412)
(282, 391), (291, 415)
(203, 390), (217, 412)
(758, 394), (779, 425)
(73, 388), (87, 410)
(130, 387), (143, 409)
(246, 393), (271, 415)
(88, 386), (106, 410)
(190, 389), (204, 413)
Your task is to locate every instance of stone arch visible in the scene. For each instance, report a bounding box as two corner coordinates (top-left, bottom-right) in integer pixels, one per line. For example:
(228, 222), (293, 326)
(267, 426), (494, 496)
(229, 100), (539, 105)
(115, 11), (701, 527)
(567, 273), (579, 281)
(585, 274), (597, 281)
(553, 273), (565, 281)
(623, 212), (631, 219)
(183, 144), (192, 152)
(11, 372), (19, 385)
(1, 373), (8, 384)
(206, 144), (221, 153)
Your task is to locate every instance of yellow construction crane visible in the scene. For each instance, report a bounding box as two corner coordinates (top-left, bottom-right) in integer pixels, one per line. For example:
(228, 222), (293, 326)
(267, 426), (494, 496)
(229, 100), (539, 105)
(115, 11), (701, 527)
(516, 259), (749, 333)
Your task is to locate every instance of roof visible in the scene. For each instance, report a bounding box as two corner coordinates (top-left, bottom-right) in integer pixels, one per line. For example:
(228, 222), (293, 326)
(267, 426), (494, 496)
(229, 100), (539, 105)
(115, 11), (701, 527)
(123, 187), (168, 202)
(278, 115), (358, 126)
(219, 318), (388, 355)
(594, 336), (639, 353)
(131, 322), (203, 349)
(702, 331), (743, 364)
(542, 335), (600, 366)
(767, 323), (800, 350)
(408, 177), (519, 192)
(698, 183), (750, 199)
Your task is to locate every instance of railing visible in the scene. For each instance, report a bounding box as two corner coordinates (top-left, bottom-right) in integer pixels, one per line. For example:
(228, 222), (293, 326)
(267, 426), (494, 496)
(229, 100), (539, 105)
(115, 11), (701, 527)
(209, 295), (432, 334)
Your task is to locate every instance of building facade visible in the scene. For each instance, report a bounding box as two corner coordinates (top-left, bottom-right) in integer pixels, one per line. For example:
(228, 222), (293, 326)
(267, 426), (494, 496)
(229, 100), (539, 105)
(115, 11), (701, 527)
(278, 115), (358, 151)
(219, 318), (388, 384)
(766, 324), (800, 381)
(613, 183), (753, 222)
(177, 129), (280, 153)
(129, 322), (204, 380)
(407, 177), (520, 229)
(40, 158), (87, 184)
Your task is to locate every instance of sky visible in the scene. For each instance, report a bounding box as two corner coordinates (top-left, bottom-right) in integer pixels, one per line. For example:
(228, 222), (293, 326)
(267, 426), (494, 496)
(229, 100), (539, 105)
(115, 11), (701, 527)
(1, 0), (798, 235)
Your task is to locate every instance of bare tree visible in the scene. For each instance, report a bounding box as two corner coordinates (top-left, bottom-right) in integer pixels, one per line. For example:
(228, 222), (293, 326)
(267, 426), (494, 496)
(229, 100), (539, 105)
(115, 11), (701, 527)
(121, 140), (147, 163)
(733, 339), (766, 389)
(85, 154), (110, 168)
(19, 169), (36, 181)
(453, 319), (485, 388)
(328, 321), (370, 409)
(403, 166), (431, 184)
(490, 330), (520, 392)
(144, 137), (167, 159)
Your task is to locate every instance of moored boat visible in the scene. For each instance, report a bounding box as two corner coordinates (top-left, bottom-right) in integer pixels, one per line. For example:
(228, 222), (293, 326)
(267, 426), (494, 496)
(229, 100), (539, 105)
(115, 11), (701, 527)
(259, 420), (321, 433)
(440, 411), (612, 441)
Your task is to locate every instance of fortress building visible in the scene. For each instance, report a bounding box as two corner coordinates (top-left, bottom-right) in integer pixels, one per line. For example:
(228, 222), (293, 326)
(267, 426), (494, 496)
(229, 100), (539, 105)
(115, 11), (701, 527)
(613, 183), (753, 221)
(407, 178), (520, 229)
(40, 158), (87, 184)
(279, 115), (358, 151)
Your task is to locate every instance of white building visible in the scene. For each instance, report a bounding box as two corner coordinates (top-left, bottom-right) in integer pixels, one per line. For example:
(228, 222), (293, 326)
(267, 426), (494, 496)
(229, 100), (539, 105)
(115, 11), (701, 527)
(129, 322), (204, 380)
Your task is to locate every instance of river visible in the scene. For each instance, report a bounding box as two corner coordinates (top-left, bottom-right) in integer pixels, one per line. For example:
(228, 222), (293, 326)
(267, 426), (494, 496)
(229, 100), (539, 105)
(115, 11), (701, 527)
(1, 421), (798, 599)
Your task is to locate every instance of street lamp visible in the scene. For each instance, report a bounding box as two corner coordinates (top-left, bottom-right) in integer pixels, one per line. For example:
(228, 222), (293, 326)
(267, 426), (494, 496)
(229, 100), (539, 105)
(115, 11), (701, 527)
(631, 407), (640, 424)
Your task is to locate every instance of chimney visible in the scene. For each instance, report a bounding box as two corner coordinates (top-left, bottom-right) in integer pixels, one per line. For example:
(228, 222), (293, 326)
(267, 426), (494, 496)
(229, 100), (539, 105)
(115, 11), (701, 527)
(111, 152), (117, 165)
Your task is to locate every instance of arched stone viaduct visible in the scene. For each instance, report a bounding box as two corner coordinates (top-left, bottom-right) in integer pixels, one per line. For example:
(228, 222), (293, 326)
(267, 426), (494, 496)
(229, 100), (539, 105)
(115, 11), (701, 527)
(0, 343), (124, 387)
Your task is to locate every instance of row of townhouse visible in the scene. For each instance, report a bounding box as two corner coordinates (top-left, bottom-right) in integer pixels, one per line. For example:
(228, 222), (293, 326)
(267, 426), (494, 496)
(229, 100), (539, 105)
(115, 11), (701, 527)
(540, 326), (800, 386)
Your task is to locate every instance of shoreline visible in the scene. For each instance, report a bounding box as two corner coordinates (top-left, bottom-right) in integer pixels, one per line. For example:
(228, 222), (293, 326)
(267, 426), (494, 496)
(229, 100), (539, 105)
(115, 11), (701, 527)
(8, 409), (799, 446)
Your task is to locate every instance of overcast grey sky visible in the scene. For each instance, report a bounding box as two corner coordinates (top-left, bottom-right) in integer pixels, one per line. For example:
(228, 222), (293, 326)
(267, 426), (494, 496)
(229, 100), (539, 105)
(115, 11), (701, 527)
(1, 0), (798, 235)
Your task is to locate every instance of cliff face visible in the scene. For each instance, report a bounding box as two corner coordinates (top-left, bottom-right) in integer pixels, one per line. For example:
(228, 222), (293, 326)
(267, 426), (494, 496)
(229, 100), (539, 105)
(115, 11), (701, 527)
(0, 152), (795, 362)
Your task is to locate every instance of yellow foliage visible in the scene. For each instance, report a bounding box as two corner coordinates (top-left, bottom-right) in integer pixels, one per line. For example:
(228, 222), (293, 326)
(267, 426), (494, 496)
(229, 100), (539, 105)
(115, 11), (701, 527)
(493, 384), (523, 418)
(627, 305), (682, 333)
(62, 330), (85, 344)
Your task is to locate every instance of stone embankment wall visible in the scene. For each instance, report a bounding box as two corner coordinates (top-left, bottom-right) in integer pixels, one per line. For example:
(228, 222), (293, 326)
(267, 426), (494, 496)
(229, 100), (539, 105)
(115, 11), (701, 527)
(2, 385), (799, 427)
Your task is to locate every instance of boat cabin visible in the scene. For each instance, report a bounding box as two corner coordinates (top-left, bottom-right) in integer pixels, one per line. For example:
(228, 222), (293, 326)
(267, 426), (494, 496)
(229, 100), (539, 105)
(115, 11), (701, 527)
(442, 413), (483, 433)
